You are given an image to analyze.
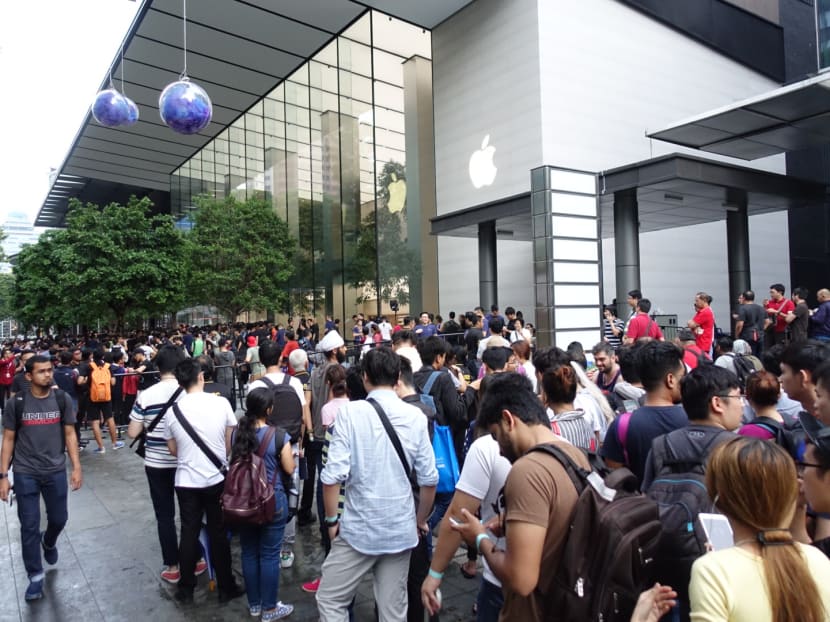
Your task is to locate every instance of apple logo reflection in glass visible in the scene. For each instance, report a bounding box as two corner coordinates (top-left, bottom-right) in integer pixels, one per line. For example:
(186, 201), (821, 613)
(387, 172), (407, 214)
(469, 134), (497, 189)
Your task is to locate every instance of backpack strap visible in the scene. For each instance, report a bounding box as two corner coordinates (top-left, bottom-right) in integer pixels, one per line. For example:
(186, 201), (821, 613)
(256, 426), (279, 486)
(617, 412), (633, 465)
(171, 403), (227, 475)
(282, 374), (291, 386)
(422, 371), (441, 396)
(260, 376), (276, 390)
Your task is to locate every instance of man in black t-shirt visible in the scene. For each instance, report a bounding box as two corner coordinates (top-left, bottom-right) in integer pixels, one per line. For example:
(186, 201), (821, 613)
(734, 290), (766, 357)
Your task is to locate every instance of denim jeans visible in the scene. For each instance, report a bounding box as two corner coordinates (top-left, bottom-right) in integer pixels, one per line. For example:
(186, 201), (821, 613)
(15, 470), (69, 579)
(145, 466), (178, 567)
(239, 490), (288, 611)
(476, 578), (504, 622)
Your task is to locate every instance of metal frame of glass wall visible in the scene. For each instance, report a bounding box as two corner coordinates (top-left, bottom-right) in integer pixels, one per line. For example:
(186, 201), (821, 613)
(170, 11), (431, 324)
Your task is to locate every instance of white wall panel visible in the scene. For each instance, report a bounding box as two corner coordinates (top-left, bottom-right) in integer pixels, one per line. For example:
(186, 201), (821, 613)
(537, 0), (786, 175)
(432, 0), (543, 216)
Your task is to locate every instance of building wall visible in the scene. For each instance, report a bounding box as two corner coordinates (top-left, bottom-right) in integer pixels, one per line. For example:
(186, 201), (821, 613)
(537, 0), (786, 175)
(601, 211), (791, 331)
(437, 236), (533, 320)
(431, 0), (543, 216)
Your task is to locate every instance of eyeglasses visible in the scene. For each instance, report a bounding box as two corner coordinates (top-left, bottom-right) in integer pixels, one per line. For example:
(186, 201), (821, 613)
(715, 393), (746, 405)
(796, 460), (824, 475)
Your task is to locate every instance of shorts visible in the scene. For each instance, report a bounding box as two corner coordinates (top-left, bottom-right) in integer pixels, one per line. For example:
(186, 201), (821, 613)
(86, 401), (114, 422)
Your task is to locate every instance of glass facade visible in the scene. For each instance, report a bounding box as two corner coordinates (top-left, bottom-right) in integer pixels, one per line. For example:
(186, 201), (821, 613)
(819, 0), (830, 70)
(170, 11), (431, 322)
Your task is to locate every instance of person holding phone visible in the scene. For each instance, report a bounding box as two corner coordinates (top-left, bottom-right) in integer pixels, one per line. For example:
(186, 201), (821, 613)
(689, 437), (830, 621)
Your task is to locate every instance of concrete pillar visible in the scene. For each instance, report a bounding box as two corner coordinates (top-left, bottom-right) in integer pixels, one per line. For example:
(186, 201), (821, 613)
(403, 55), (438, 317)
(614, 188), (641, 319)
(478, 221), (497, 311)
(726, 189), (751, 331)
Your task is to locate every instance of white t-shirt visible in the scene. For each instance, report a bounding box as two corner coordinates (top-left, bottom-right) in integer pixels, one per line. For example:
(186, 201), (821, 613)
(575, 389), (607, 440)
(378, 321), (392, 341)
(455, 435), (511, 586)
(163, 391), (237, 488)
(248, 372), (307, 406)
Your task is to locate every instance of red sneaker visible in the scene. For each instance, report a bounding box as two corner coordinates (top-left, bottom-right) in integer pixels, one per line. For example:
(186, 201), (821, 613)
(301, 577), (321, 593)
(161, 568), (180, 584)
(195, 558), (208, 576)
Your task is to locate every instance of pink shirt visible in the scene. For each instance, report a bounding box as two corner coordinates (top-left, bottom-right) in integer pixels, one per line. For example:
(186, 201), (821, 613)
(321, 397), (350, 429)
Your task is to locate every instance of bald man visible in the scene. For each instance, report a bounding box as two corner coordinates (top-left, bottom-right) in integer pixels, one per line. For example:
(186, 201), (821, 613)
(811, 289), (830, 342)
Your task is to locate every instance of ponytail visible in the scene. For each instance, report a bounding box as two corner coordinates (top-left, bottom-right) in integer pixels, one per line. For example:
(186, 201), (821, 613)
(757, 529), (823, 622)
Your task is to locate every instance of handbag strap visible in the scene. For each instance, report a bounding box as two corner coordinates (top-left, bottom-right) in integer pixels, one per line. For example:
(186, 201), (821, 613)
(147, 387), (184, 434)
(367, 397), (414, 486)
(172, 403), (227, 475)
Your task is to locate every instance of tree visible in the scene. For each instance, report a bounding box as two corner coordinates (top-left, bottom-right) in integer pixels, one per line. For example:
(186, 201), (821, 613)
(0, 273), (15, 320)
(13, 197), (188, 332)
(187, 195), (295, 320)
(346, 161), (420, 304)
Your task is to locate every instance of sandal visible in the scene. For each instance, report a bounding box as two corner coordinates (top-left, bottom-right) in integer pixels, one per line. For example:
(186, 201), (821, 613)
(460, 559), (477, 579)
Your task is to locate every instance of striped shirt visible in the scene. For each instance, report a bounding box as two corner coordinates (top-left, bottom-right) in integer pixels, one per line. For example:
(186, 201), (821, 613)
(547, 409), (596, 452)
(129, 379), (182, 469)
(603, 318), (625, 350)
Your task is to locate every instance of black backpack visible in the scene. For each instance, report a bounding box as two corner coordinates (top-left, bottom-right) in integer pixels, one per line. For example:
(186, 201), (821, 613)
(645, 428), (730, 605)
(731, 353), (760, 391)
(528, 444), (662, 622)
(260, 375), (303, 443)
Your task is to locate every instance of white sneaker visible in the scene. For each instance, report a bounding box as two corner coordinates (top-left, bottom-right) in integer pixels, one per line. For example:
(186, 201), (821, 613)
(279, 551), (294, 568)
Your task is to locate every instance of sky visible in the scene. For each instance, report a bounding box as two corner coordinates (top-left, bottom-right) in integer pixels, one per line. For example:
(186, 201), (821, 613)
(0, 1), (142, 227)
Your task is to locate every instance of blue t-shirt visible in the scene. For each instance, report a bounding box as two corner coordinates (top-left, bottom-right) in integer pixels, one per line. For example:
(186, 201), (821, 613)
(414, 323), (437, 339)
(600, 404), (688, 485)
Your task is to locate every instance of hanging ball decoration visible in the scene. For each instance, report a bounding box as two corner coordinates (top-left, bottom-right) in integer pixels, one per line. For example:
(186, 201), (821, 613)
(123, 96), (140, 126)
(159, 78), (212, 134)
(91, 88), (131, 127)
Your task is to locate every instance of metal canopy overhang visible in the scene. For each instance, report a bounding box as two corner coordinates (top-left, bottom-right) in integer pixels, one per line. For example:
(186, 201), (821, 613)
(430, 154), (826, 242)
(37, 0), (475, 227)
(647, 73), (830, 161)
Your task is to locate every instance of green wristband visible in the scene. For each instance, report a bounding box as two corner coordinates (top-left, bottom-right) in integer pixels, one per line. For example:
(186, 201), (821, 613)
(428, 568), (444, 580)
(324, 515), (339, 525)
(476, 533), (491, 554)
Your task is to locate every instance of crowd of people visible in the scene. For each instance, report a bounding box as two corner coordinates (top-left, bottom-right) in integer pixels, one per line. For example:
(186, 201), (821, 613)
(2, 287), (830, 621)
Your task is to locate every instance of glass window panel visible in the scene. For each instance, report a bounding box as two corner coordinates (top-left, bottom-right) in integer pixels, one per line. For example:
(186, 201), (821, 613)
(371, 11), (431, 58)
(555, 308), (599, 330)
(552, 239), (598, 261)
(310, 61), (338, 94)
(313, 39), (338, 66)
(550, 170), (595, 195)
(341, 12), (371, 46)
(554, 330), (602, 350)
(552, 262), (599, 283)
(550, 192), (596, 216)
(553, 285), (600, 307)
(339, 39), (372, 77)
(374, 81), (403, 113)
(373, 48), (406, 87)
(551, 215), (597, 239)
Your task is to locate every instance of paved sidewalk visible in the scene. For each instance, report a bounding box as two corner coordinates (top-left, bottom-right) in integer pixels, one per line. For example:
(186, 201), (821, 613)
(1, 431), (478, 622)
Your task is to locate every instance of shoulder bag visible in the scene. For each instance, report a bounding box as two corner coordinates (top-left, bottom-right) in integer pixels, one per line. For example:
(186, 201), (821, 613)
(130, 387), (183, 458)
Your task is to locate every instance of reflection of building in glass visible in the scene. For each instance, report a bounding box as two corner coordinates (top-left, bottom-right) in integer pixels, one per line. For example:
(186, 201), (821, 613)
(172, 12), (435, 321)
(819, 0), (830, 69)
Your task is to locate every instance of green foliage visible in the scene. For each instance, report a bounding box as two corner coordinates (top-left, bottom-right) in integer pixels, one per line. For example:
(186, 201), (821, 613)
(12, 197), (187, 332)
(346, 161), (420, 304)
(0, 273), (14, 320)
(187, 196), (295, 319)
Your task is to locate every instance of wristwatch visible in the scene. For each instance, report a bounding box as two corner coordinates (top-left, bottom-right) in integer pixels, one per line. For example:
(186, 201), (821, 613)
(0, 473), (7, 480)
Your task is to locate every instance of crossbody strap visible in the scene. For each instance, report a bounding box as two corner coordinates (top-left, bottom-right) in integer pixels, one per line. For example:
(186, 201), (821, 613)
(147, 387), (184, 434)
(367, 397), (414, 487)
(172, 403), (227, 475)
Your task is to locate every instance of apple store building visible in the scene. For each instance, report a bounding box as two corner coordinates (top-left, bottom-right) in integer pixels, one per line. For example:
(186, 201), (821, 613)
(39, 0), (830, 347)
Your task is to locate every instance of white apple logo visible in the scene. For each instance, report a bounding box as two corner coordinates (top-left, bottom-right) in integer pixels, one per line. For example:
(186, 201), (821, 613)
(387, 172), (406, 214)
(469, 134), (497, 189)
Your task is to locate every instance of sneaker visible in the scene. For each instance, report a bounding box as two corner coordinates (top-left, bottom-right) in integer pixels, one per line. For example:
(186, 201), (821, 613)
(279, 551), (294, 569)
(301, 577), (320, 593)
(112, 441), (125, 450)
(25, 577), (44, 601)
(93, 447), (105, 454)
(249, 604), (262, 617)
(41, 533), (58, 565)
(161, 568), (180, 584)
(195, 558), (208, 576)
(78, 444), (85, 453)
(262, 602), (294, 621)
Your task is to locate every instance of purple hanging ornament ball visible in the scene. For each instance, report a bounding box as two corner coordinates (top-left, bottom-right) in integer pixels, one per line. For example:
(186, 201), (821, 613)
(159, 78), (212, 134)
(92, 88), (130, 127)
(123, 96), (139, 126)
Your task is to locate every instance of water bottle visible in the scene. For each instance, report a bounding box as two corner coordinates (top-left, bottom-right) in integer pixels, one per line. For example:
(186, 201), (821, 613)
(286, 470), (300, 519)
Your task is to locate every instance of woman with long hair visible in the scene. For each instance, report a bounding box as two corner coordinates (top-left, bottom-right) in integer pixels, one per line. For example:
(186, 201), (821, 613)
(232, 388), (295, 621)
(690, 436), (830, 621)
